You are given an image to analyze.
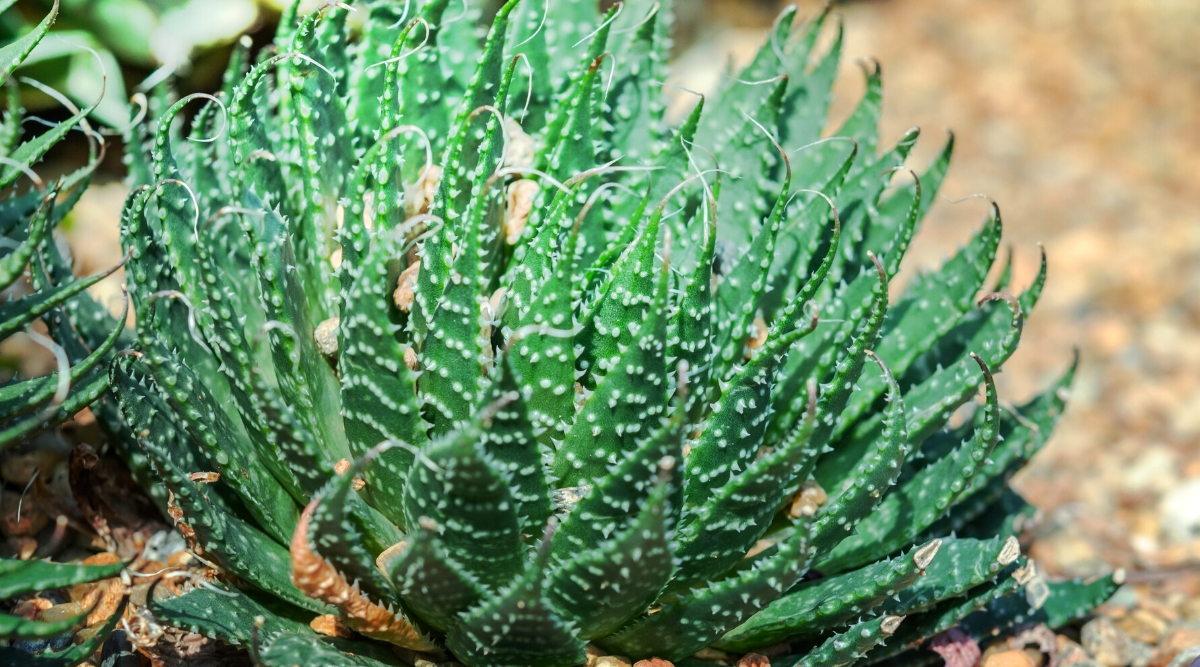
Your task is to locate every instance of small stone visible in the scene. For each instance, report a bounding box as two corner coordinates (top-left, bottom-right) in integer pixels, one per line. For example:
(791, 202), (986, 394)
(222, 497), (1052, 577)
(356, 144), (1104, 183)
(984, 649), (1038, 667)
(1058, 635), (1093, 666)
(585, 644), (606, 667)
(1182, 598), (1200, 621)
(746, 316), (768, 353)
(632, 659), (674, 667)
(1129, 640), (1155, 667)
(1149, 626), (1200, 667)
(738, 653), (771, 667)
(1160, 479), (1200, 544)
(593, 657), (632, 667)
(1138, 598), (1180, 624)
(789, 479), (827, 518)
(932, 628), (982, 667)
(1115, 610), (1168, 645)
(1082, 617), (1134, 667)
(315, 317), (340, 356)
(41, 602), (85, 623)
(1164, 646), (1200, 667)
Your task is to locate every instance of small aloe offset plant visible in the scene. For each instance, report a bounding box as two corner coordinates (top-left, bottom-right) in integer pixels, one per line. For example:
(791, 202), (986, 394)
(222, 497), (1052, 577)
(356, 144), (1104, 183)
(1, 4), (131, 665)
(110, 1), (1114, 666)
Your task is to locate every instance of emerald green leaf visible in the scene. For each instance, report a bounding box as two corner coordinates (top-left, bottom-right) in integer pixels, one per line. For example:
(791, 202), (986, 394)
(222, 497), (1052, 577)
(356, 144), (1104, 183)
(670, 379), (817, 591)
(0, 241), (124, 342)
(384, 517), (484, 632)
(715, 540), (939, 652)
(877, 535), (1023, 617)
(0, 293), (124, 425)
(506, 194), (582, 446)
(0, 558), (123, 599)
(150, 584), (311, 647)
(0, 0), (56, 83)
(773, 614), (906, 667)
(0, 188), (52, 292)
(402, 405), (526, 590)
(868, 573), (1022, 665)
(308, 451), (401, 607)
(0, 102), (93, 190)
(551, 411), (684, 562)
(598, 522), (816, 662)
(818, 354), (1001, 574)
(258, 632), (406, 667)
(412, 0), (519, 344)
(0, 367), (107, 450)
(340, 226), (427, 525)
(808, 350), (908, 561)
(710, 154), (793, 382)
(484, 352), (554, 541)
(0, 599), (126, 667)
(547, 465), (676, 640)
(557, 239), (671, 488)
(681, 292), (821, 509)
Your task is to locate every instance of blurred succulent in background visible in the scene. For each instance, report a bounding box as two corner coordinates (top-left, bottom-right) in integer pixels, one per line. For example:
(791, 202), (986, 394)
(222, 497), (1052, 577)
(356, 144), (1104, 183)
(104, 0), (1116, 666)
(2, 0), (260, 129)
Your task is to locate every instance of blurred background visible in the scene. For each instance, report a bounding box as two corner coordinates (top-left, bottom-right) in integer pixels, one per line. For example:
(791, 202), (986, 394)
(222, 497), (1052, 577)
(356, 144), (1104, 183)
(5, 0), (1200, 583)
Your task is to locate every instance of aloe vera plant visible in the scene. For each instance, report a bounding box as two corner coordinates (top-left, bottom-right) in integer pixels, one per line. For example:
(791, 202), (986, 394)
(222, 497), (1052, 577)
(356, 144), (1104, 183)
(110, 1), (1114, 665)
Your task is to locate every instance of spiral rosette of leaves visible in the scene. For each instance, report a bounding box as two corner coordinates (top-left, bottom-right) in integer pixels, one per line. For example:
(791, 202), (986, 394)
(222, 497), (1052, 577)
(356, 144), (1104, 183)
(110, 1), (1115, 666)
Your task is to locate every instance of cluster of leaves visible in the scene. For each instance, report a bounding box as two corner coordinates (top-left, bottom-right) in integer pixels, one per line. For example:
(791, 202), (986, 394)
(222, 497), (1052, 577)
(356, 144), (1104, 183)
(0, 557), (126, 666)
(2, 0), (260, 129)
(0, 6), (133, 663)
(105, 1), (1115, 666)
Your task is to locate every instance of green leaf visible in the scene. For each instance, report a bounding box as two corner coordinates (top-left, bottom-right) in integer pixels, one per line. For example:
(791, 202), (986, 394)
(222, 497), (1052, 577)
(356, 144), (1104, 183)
(0, 0), (56, 82)
(774, 614), (907, 667)
(808, 350), (909, 561)
(383, 517), (484, 632)
(598, 522), (816, 662)
(446, 532), (587, 667)
(716, 540), (939, 652)
(0, 598), (126, 667)
(547, 463), (676, 640)
(818, 354), (1002, 574)
(0, 102), (93, 190)
(484, 352), (554, 541)
(402, 406), (526, 590)
(670, 378), (817, 591)
(0, 188), (52, 292)
(0, 558), (123, 599)
(340, 226), (427, 525)
(558, 236), (672, 487)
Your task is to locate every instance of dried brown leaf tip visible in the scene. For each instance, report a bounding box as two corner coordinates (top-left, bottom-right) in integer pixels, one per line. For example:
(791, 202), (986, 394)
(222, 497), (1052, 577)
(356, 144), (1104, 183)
(290, 501), (435, 651)
(187, 472), (220, 484)
(394, 262), (419, 312)
(311, 613), (354, 638)
(505, 179), (539, 244)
